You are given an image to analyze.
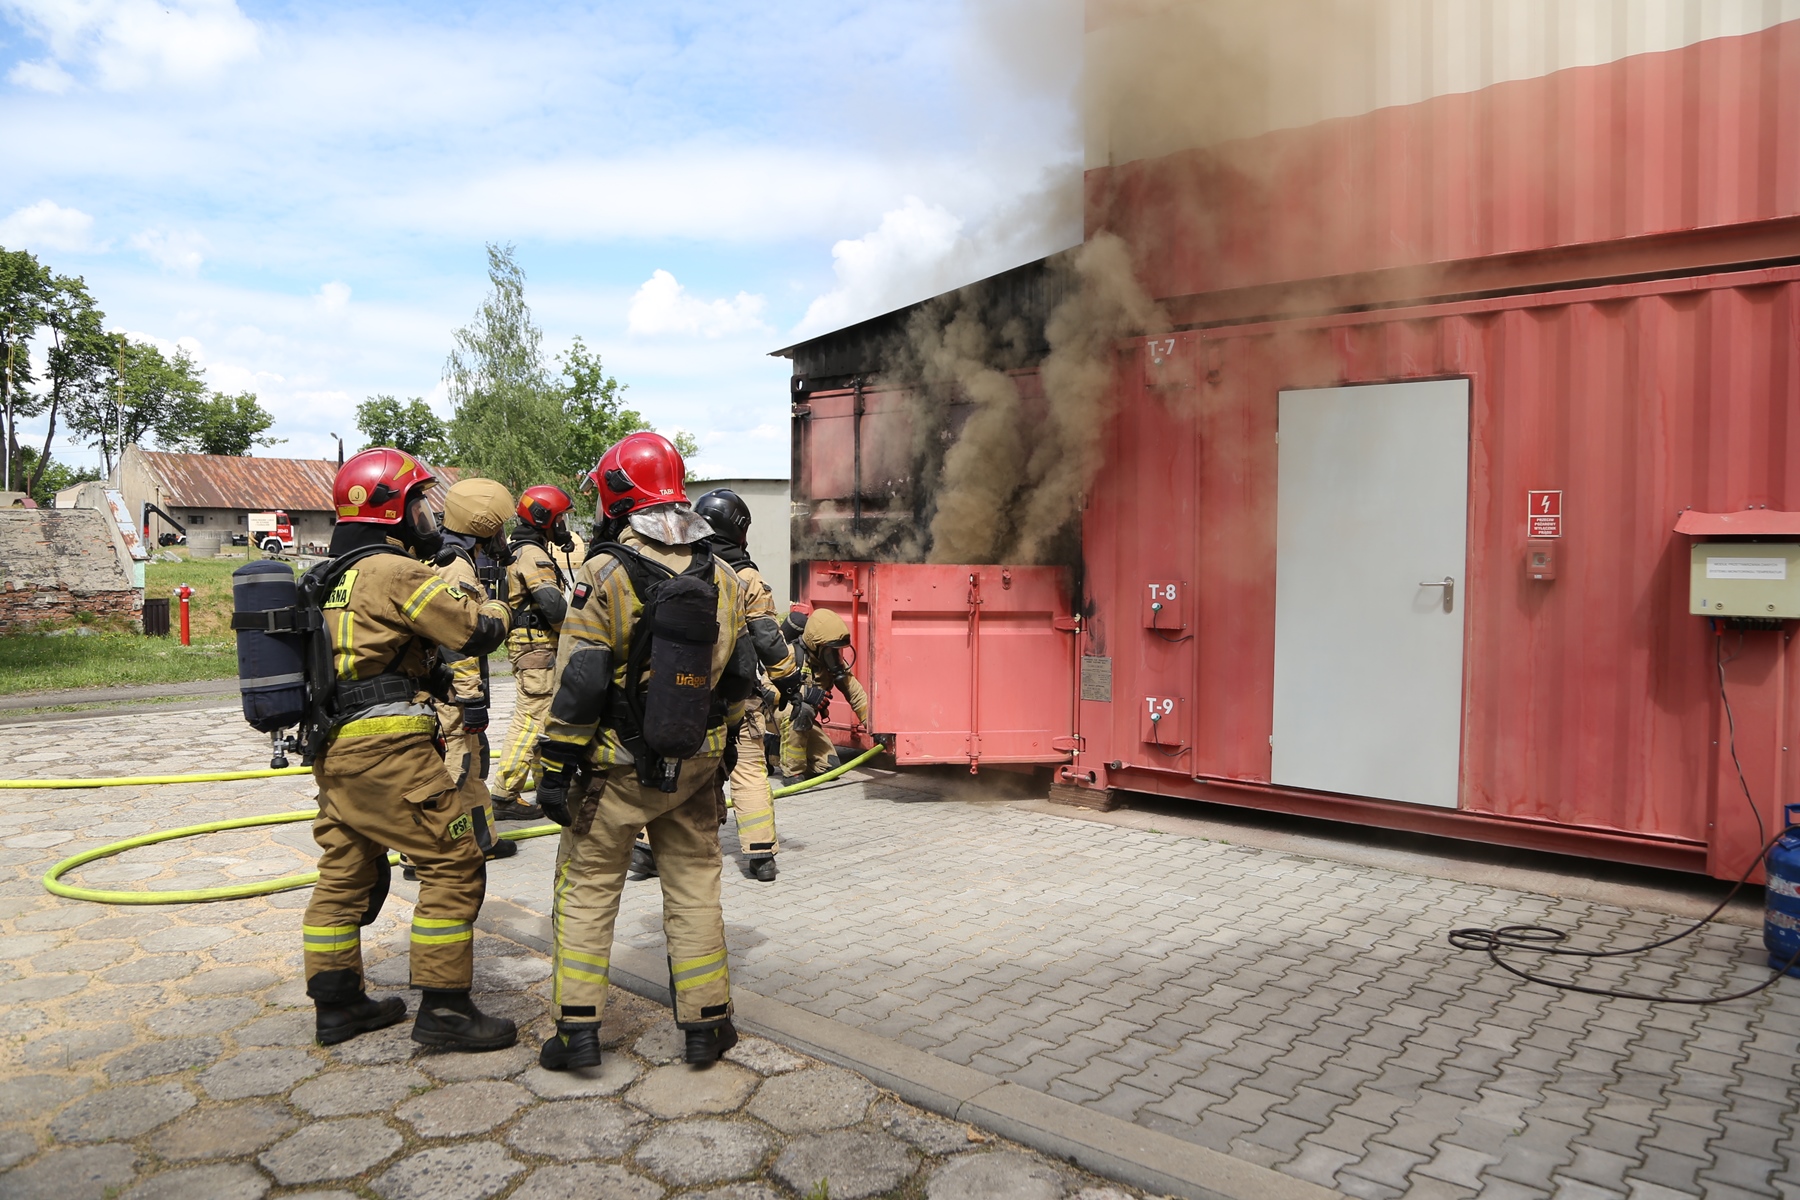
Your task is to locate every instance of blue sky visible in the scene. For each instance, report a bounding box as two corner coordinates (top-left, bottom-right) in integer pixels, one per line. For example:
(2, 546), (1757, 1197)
(0, 0), (1081, 478)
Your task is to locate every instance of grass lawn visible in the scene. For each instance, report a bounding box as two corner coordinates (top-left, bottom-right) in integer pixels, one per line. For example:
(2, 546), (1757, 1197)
(3, 549), (505, 698)
(0, 550), (272, 697)
(0, 633), (239, 696)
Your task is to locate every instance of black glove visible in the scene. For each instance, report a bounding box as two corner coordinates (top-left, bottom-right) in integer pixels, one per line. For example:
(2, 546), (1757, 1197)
(724, 722), (741, 775)
(424, 660), (455, 704)
(792, 700), (817, 733)
(536, 742), (583, 827)
(460, 702), (490, 734)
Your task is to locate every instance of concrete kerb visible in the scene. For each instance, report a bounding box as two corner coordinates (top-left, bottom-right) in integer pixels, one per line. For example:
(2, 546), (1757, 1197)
(476, 898), (1342, 1200)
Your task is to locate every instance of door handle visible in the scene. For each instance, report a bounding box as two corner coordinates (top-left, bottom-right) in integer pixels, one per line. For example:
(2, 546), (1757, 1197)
(1418, 577), (1454, 613)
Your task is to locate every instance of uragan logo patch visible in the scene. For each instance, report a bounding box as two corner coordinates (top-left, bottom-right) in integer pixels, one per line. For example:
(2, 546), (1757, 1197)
(447, 813), (472, 841)
(571, 582), (592, 609)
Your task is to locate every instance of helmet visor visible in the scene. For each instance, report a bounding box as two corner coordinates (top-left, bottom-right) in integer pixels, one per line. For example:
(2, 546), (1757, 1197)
(404, 494), (437, 544)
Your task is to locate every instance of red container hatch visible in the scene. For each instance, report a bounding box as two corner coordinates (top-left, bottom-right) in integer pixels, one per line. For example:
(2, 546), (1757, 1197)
(799, 562), (1077, 769)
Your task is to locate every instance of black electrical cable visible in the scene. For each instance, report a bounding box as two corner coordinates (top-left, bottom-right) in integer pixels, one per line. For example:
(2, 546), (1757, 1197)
(1717, 630), (1765, 851)
(1448, 624), (1795, 1004)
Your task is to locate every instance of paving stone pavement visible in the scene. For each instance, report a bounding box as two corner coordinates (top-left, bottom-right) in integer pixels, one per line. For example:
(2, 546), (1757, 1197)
(470, 681), (1800, 1200)
(0, 697), (1157, 1199)
(5, 692), (1800, 1198)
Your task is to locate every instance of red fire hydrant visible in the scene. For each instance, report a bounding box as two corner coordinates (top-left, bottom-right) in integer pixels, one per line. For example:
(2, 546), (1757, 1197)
(176, 585), (193, 646)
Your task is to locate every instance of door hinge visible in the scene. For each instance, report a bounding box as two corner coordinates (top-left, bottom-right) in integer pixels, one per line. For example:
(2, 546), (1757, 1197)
(1052, 616), (1081, 632)
(1052, 735), (1083, 752)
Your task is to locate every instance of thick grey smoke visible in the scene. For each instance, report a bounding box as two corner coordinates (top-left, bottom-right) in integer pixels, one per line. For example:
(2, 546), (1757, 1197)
(866, 232), (1166, 567)
(1009, 232), (1167, 562)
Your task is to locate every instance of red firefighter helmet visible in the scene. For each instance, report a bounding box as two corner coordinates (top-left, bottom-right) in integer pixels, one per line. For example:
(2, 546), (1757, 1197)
(588, 432), (687, 519)
(333, 447), (436, 524)
(517, 484), (573, 531)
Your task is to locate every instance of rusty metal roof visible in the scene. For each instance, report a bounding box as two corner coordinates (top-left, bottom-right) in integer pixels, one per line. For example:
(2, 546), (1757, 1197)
(141, 451), (463, 513)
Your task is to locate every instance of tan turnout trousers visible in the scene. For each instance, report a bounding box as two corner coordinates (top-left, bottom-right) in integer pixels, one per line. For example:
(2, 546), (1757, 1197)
(551, 758), (732, 1026)
(779, 672), (869, 776)
(493, 656), (556, 802)
(729, 696), (777, 855)
(305, 736), (485, 991)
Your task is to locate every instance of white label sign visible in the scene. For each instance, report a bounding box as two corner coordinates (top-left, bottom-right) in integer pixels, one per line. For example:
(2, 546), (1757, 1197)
(1706, 556), (1788, 580)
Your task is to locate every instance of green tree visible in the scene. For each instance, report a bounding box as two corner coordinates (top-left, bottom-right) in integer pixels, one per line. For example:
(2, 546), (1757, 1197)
(166, 389), (282, 456)
(442, 244), (697, 496)
(0, 247), (52, 492)
(552, 336), (647, 487)
(15, 445), (100, 507)
(356, 394), (448, 458)
(27, 274), (111, 497)
(444, 243), (563, 493)
(66, 336), (207, 474)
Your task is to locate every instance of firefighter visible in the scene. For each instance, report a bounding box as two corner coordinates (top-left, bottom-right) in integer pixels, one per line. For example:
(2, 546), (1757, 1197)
(490, 485), (575, 821)
(302, 447), (518, 1051)
(533, 432), (753, 1071)
(777, 606), (870, 780)
(429, 478), (517, 866)
(628, 489), (799, 884)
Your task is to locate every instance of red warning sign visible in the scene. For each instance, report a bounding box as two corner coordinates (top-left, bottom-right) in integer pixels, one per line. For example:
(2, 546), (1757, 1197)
(1528, 490), (1562, 538)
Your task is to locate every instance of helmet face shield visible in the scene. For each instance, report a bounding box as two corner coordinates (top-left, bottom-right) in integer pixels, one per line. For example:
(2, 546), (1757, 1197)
(824, 639), (854, 677)
(404, 494), (437, 544)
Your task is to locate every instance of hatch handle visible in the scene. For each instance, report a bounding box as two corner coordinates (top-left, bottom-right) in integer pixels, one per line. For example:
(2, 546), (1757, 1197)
(1419, 577), (1454, 613)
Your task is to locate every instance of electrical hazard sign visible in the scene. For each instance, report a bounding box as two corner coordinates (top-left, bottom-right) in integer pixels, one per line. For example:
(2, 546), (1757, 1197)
(1528, 490), (1562, 538)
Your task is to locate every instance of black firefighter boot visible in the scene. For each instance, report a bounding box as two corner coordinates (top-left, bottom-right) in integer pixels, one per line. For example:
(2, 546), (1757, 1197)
(747, 856), (778, 883)
(539, 1020), (603, 1071)
(627, 841), (658, 881)
(491, 796), (542, 822)
(309, 969), (408, 1046)
(684, 1019), (739, 1066)
(412, 989), (518, 1052)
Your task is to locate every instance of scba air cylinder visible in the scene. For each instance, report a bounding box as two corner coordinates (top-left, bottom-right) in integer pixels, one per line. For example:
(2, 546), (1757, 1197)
(232, 559), (308, 734)
(1763, 804), (1800, 976)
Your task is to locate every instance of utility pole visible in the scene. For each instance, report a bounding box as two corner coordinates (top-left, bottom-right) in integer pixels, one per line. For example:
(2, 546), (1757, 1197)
(329, 432), (343, 466)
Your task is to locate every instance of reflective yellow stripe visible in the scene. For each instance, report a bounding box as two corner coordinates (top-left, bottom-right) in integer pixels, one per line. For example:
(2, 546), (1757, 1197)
(495, 714), (542, 795)
(560, 964), (609, 984)
(411, 916), (472, 946)
(303, 923), (359, 951)
(338, 714), (437, 738)
(736, 809), (774, 835)
(674, 965), (728, 991)
(333, 610), (355, 678)
(671, 949), (728, 992)
(550, 859), (572, 1007)
(402, 577), (446, 620)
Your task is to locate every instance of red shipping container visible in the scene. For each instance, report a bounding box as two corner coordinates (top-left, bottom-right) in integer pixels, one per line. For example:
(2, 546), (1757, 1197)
(1065, 264), (1800, 879)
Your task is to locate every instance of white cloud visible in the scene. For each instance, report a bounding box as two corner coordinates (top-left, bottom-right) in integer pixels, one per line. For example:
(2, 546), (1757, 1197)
(315, 281), (351, 314)
(791, 197), (965, 338)
(790, 174), (1084, 340)
(627, 270), (768, 339)
(0, 199), (101, 252)
(130, 228), (208, 273)
(8, 57), (73, 92)
(2, 0), (259, 89)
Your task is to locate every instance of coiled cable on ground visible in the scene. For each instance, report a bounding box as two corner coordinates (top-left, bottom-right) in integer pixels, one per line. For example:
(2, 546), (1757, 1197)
(34, 743), (887, 906)
(1448, 633), (1795, 1004)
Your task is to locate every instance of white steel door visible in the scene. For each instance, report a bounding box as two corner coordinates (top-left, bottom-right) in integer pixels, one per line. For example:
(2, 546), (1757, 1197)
(1271, 380), (1469, 808)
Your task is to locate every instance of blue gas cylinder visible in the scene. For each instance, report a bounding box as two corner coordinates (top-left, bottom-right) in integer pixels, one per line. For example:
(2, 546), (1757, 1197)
(1764, 804), (1800, 976)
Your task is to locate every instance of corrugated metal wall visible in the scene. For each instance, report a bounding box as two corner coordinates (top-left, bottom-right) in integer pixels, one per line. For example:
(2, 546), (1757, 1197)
(1087, 17), (1800, 303)
(1086, 1), (1800, 165)
(1077, 265), (1800, 870)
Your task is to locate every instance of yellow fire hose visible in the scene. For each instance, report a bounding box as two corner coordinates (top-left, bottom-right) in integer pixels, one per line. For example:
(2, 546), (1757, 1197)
(33, 744), (887, 905)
